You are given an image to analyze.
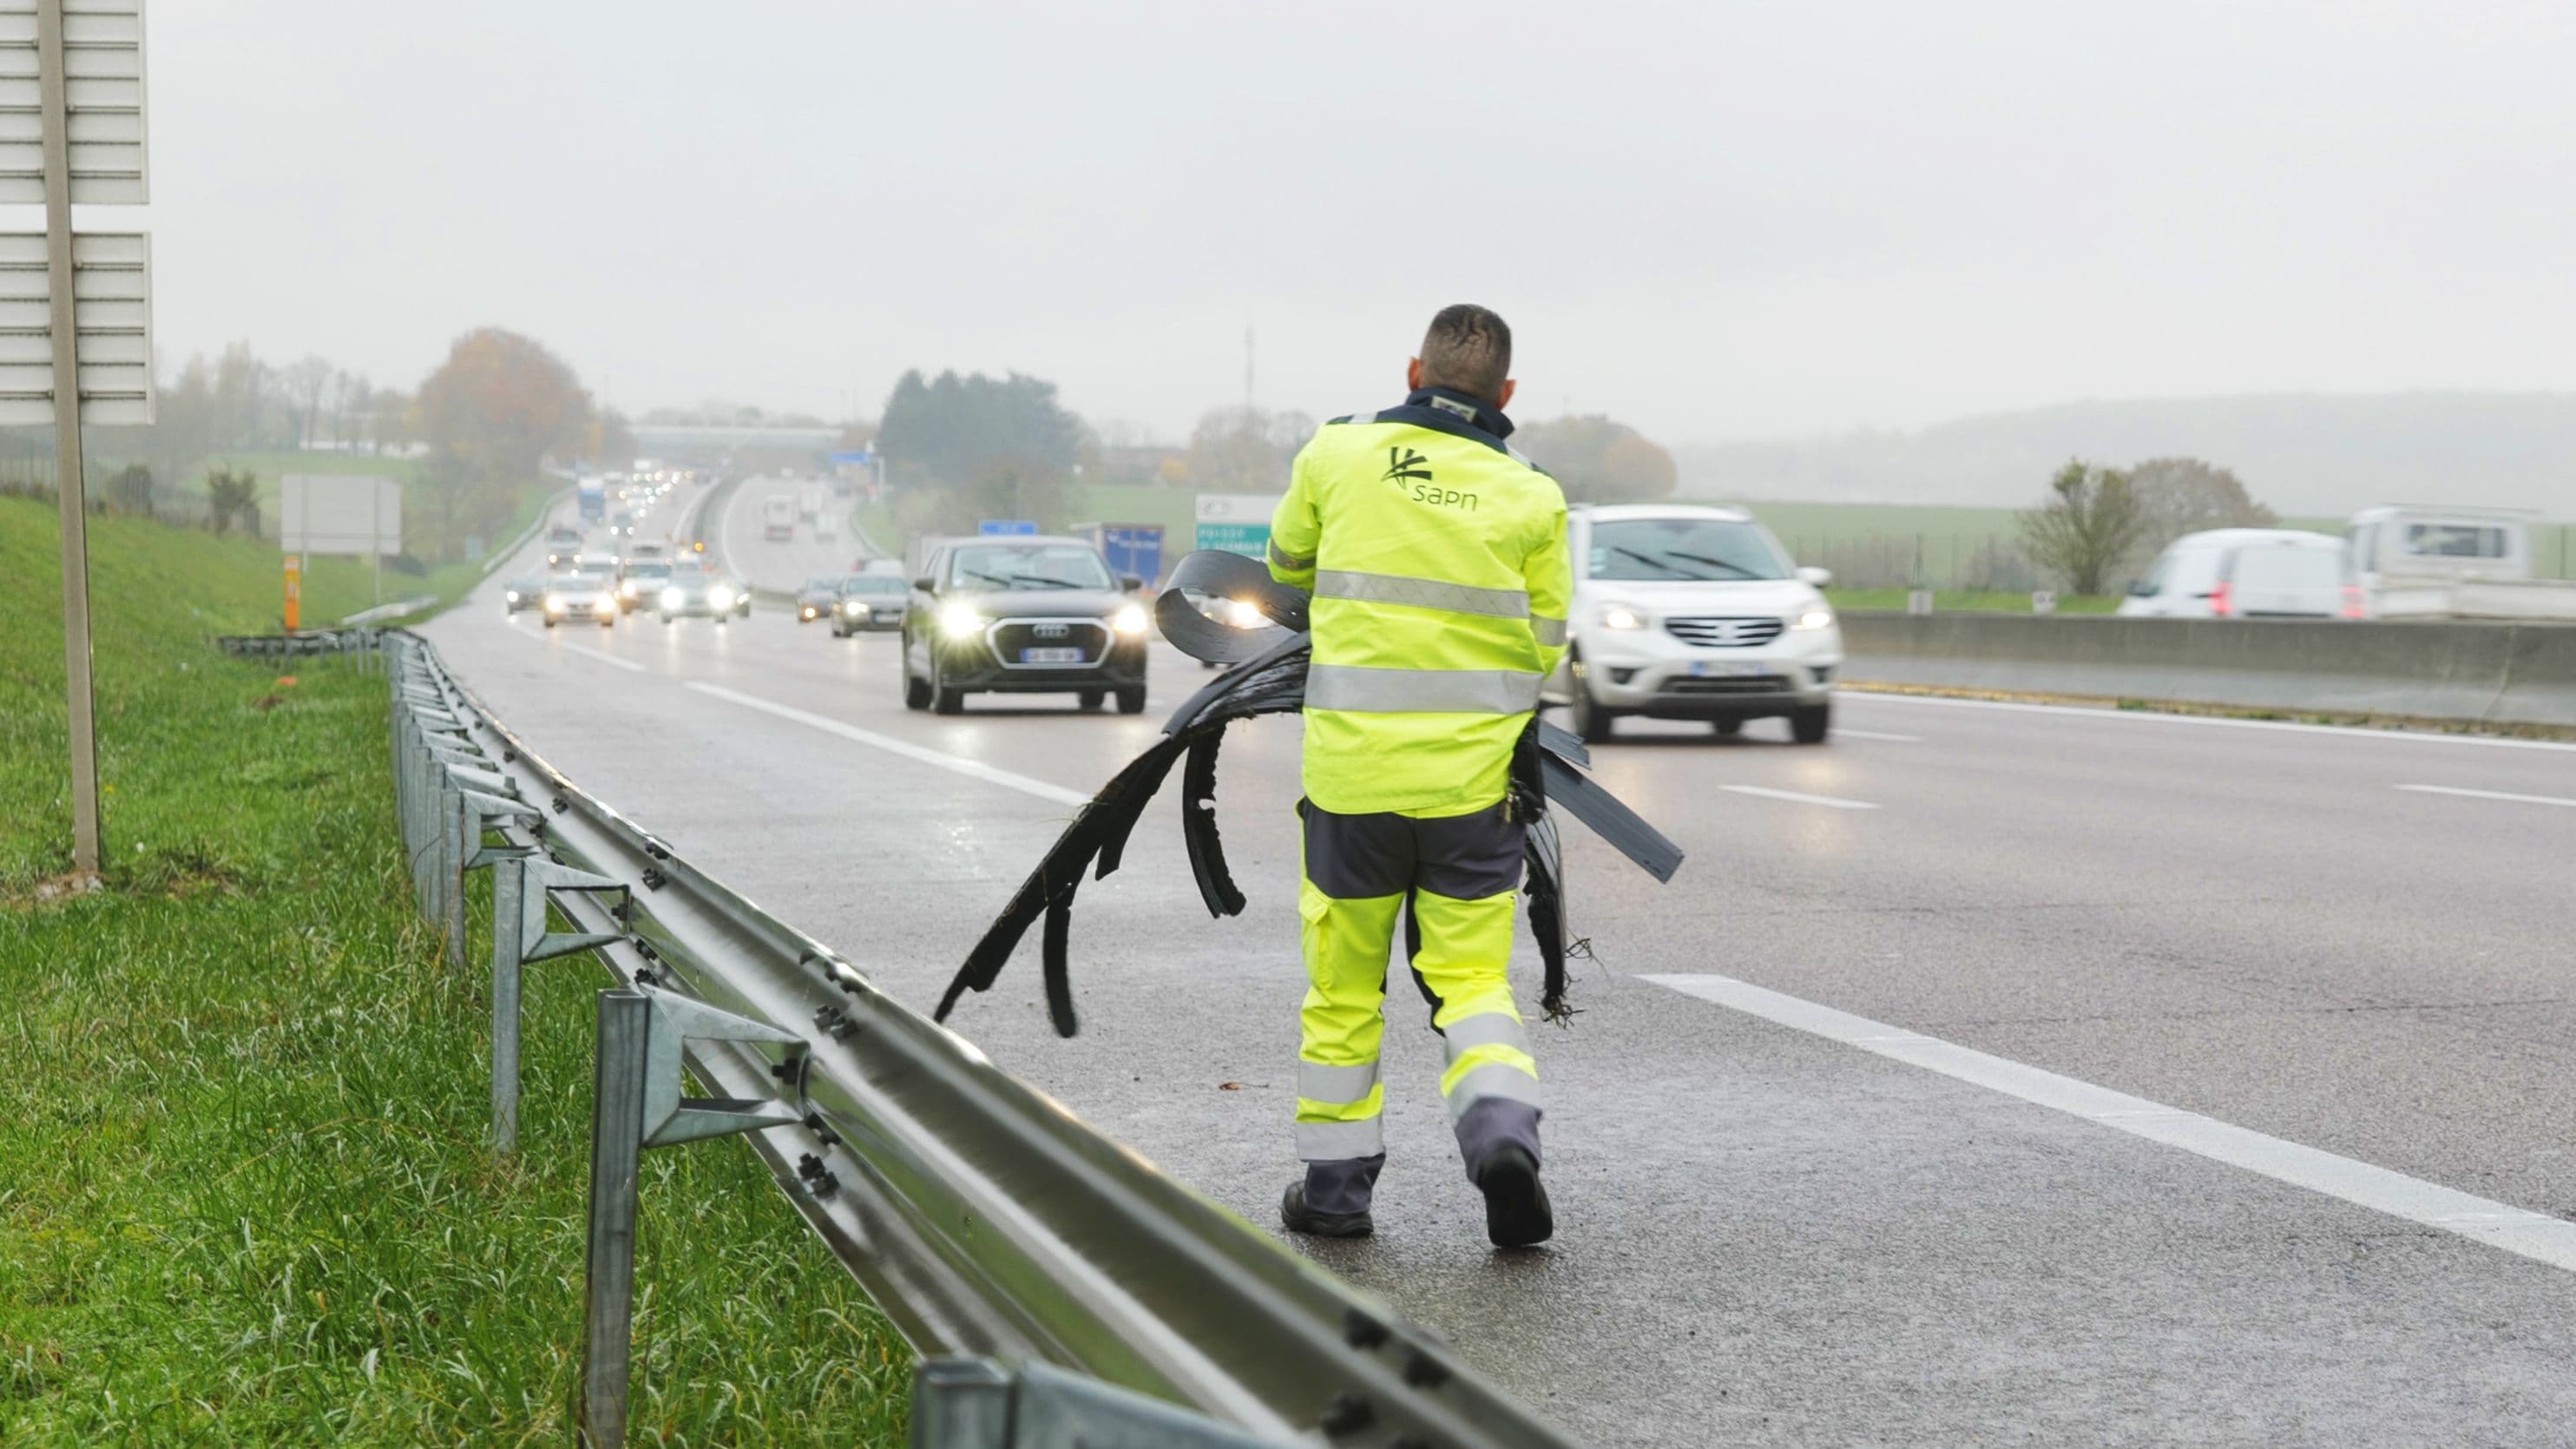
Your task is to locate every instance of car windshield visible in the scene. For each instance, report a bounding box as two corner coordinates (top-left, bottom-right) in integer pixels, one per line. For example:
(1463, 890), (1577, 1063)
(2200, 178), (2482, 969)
(948, 543), (1114, 591)
(626, 562), (671, 579)
(560, 575), (605, 590)
(1587, 518), (1791, 582)
(844, 576), (906, 594)
(805, 576), (840, 591)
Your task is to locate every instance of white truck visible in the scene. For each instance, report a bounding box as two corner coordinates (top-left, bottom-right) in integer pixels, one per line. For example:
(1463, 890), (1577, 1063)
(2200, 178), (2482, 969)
(798, 484), (827, 524)
(763, 495), (796, 542)
(2349, 506), (2576, 622)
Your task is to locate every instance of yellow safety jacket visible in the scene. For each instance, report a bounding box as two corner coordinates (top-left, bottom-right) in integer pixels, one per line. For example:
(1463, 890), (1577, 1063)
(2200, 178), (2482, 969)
(1267, 386), (1571, 816)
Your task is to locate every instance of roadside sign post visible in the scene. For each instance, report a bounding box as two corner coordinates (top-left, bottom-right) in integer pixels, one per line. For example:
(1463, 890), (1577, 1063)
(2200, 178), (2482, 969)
(1193, 492), (1282, 561)
(9, 0), (152, 877)
(282, 556), (300, 632)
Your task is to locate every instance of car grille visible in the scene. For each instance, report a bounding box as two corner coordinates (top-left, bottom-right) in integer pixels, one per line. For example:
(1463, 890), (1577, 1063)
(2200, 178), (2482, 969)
(990, 618), (1109, 665)
(1664, 616), (1784, 648)
(1659, 674), (1791, 695)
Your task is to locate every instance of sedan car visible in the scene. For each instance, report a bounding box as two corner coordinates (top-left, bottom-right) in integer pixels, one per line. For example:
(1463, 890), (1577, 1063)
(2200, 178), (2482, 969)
(502, 576), (545, 614)
(1544, 504), (1843, 743)
(796, 576), (841, 622)
(614, 559), (674, 614)
(829, 574), (909, 635)
(901, 537), (1150, 714)
(657, 571), (746, 623)
(541, 573), (619, 629)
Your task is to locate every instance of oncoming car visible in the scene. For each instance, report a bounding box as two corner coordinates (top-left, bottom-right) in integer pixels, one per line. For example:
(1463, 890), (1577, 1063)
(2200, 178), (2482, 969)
(502, 576), (545, 614)
(901, 537), (1150, 714)
(830, 574), (908, 636)
(657, 571), (746, 623)
(1545, 505), (1843, 743)
(796, 576), (840, 622)
(614, 558), (674, 614)
(542, 573), (619, 629)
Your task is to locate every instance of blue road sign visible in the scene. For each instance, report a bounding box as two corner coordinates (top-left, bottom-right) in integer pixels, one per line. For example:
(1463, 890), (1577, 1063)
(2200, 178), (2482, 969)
(1101, 524), (1164, 584)
(828, 449), (874, 466)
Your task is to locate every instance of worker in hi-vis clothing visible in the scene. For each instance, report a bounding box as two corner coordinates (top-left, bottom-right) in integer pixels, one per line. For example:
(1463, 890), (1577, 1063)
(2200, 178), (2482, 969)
(1265, 304), (1570, 1248)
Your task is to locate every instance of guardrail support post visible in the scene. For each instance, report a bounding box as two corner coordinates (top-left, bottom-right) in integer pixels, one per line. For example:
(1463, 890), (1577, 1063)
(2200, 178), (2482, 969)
(578, 986), (808, 1446)
(579, 990), (650, 1448)
(907, 1359), (1281, 1448)
(439, 781), (466, 967)
(490, 859), (627, 1156)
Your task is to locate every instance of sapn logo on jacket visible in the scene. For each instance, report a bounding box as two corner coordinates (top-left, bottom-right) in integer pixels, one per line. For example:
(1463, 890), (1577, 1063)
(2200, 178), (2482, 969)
(1382, 446), (1476, 511)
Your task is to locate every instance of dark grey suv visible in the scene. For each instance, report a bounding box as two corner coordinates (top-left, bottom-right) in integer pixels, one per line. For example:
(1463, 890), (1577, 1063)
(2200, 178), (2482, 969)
(901, 537), (1151, 715)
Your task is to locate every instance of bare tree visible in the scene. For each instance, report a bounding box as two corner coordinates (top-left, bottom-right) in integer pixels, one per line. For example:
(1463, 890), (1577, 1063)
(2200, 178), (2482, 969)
(281, 356), (333, 449)
(2129, 457), (2277, 551)
(2016, 459), (2149, 595)
(1184, 405), (1311, 491)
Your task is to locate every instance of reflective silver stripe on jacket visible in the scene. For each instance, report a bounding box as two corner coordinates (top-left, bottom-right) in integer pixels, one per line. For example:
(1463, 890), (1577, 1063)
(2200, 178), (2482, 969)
(1530, 615), (1567, 647)
(1297, 1059), (1379, 1104)
(1268, 537), (1314, 571)
(1296, 1117), (1385, 1158)
(1315, 569), (1529, 619)
(1305, 664), (1543, 715)
(1443, 1062), (1543, 1119)
(1441, 1012), (1532, 1061)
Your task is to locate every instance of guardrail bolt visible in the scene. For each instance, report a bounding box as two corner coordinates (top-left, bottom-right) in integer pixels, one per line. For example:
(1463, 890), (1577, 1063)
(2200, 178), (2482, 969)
(1401, 1350), (1448, 1389)
(813, 1005), (855, 1040)
(641, 867), (666, 892)
(551, 794), (569, 814)
(801, 1111), (841, 1148)
(1317, 1393), (1374, 1438)
(1343, 1310), (1389, 1349)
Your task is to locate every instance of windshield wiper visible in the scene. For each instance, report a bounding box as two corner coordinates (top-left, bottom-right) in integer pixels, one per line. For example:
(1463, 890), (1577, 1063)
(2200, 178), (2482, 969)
(1659, 550), (1764, 580)
(1003, 573), (1085, 589)
(1609, 545), (1692, 577)
(958, 570), (1015, 588)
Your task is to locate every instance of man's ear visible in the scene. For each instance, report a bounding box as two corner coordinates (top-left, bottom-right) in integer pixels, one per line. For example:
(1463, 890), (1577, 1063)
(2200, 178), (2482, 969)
(1406, 357), (1425, 392)
(1496, 379), (1516, 412)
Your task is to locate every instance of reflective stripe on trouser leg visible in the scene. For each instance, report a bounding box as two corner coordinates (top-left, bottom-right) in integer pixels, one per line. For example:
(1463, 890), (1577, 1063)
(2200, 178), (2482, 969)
(1297, 876), (1400, 1162)
(1409, 886), (1540, 1122)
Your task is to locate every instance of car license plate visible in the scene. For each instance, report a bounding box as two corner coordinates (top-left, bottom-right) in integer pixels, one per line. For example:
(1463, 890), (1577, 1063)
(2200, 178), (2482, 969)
(1688, 660), (1764, 678)
(1021, 647), (1084, 664)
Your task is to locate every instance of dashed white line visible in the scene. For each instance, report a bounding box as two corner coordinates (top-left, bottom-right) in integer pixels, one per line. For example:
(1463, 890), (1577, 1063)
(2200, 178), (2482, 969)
(1644, 973), (2576, 1275)
(1842, 689), (2576, 753)
(1830, 728), (1922, 742)
(687, 682), (1091, 807)
(506, 614), (648, 671)
(1721, 785), (1879, 811)
(2395, 784), (2576, 809)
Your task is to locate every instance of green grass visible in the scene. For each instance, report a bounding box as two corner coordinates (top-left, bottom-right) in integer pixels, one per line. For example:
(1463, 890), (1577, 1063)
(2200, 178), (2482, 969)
(1824, 588), (2122, 615)
(179, 451), (423, 505)
(0, 498), (909, 1443)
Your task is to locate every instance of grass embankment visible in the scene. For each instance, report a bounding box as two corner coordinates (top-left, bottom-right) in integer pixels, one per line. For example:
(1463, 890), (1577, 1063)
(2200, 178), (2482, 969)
(0, 497), (907, 1443)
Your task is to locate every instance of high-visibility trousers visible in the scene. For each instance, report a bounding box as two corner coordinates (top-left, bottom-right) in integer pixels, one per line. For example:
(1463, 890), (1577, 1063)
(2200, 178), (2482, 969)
(1294, 798), (1542, 1179)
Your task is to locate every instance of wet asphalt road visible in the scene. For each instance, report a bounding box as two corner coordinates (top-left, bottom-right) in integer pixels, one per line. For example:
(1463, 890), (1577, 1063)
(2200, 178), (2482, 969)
(429, 482), (2576, 1446)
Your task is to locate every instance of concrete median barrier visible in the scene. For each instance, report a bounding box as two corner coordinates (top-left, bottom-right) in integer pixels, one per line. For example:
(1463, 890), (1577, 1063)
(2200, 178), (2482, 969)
(1838, 614), (2576, 728)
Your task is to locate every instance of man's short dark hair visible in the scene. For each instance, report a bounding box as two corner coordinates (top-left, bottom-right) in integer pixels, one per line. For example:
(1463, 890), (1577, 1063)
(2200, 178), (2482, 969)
(1418, 303), (1512, 405)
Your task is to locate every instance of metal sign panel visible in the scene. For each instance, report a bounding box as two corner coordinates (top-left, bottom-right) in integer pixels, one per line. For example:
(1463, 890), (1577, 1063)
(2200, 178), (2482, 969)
(0, 227), (148, 424)
(978, 518), (1037, 536)
(1193, 492), (1281, 560)
(0, 0), (147, 203)
(281, 474), (404, 556)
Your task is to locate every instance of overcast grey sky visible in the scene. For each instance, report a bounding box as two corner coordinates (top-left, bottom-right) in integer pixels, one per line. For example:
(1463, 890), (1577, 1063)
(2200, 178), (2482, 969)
(115, 0), (2576, 442)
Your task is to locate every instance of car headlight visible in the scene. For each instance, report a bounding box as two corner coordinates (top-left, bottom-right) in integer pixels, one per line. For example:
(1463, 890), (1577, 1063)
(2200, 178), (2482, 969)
(843, 599), (867, 616)
(543, 596), (564, 612)
(708, 587), (735, 610)
(1223, 598), (1265, 629)
(937, 600), (984, 638)
(505, 589), (521, 603)
(1599, 603), (1646, 630)
(660, 587), (684, 609)
(594, 597), (616, 615)
(1111, 603), (1149, 636)
(620, 580), (639, 598)
(1790, 607), (1836, 631)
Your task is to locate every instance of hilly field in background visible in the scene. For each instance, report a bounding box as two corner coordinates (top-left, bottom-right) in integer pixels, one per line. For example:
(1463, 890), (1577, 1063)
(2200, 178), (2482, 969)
(1676, 392), (2576, 517)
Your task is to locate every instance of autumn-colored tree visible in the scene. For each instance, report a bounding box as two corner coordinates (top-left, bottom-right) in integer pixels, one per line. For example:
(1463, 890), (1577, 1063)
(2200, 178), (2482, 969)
(2129, 457), (2277, 551)
(1516, 415), (1679, 503)
(415, 328), (595, 558)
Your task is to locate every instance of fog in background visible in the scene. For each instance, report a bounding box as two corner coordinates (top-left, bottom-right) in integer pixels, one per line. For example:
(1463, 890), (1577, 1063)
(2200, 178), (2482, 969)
(114, 1), (2576, 458)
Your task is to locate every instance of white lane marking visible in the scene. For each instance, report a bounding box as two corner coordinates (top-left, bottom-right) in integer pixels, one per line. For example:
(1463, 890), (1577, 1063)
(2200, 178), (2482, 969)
(1843, 689), (2576, 754)
(1830, 728), (1921, 742)
(2395, 784), (2576, 810)
(1722, 785), (1879, 811)
(557, 636), (647, 672)
(687, 682), (1091, 808)
(1645, 973), (2576, 1274)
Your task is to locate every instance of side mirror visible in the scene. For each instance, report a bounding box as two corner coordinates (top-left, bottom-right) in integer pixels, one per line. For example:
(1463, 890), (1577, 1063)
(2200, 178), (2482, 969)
(1120, 573), (1147, 593)
(910, 576), (935, 593)
(1796, 565), (1833, 588)
(2127, 580), (2155, 597)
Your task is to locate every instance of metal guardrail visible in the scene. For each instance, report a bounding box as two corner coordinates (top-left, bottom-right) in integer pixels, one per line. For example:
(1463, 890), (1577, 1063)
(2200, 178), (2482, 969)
(365, 627), (1580, 1449)
(340, 594), (438, 627)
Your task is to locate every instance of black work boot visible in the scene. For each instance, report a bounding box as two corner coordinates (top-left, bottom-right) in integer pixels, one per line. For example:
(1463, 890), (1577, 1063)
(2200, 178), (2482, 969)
(1475, 1145), (1554, 1248)
(1281, 1181), (1373, 1238)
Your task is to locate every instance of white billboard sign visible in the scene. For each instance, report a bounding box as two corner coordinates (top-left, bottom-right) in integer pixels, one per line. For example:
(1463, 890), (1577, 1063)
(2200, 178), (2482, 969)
(0, 0), (147, 204)
(281, 474), (402, 557)
(0, 228), (148, 424)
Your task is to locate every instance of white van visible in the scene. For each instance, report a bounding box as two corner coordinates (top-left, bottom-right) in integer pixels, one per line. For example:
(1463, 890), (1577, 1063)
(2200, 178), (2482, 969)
(2119, 529), (2357, 620)
(763, 496), (796, 542)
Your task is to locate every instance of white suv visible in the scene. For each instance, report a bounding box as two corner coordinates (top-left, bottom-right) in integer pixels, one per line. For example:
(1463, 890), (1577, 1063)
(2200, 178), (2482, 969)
(1542, 504), (1843, 743)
